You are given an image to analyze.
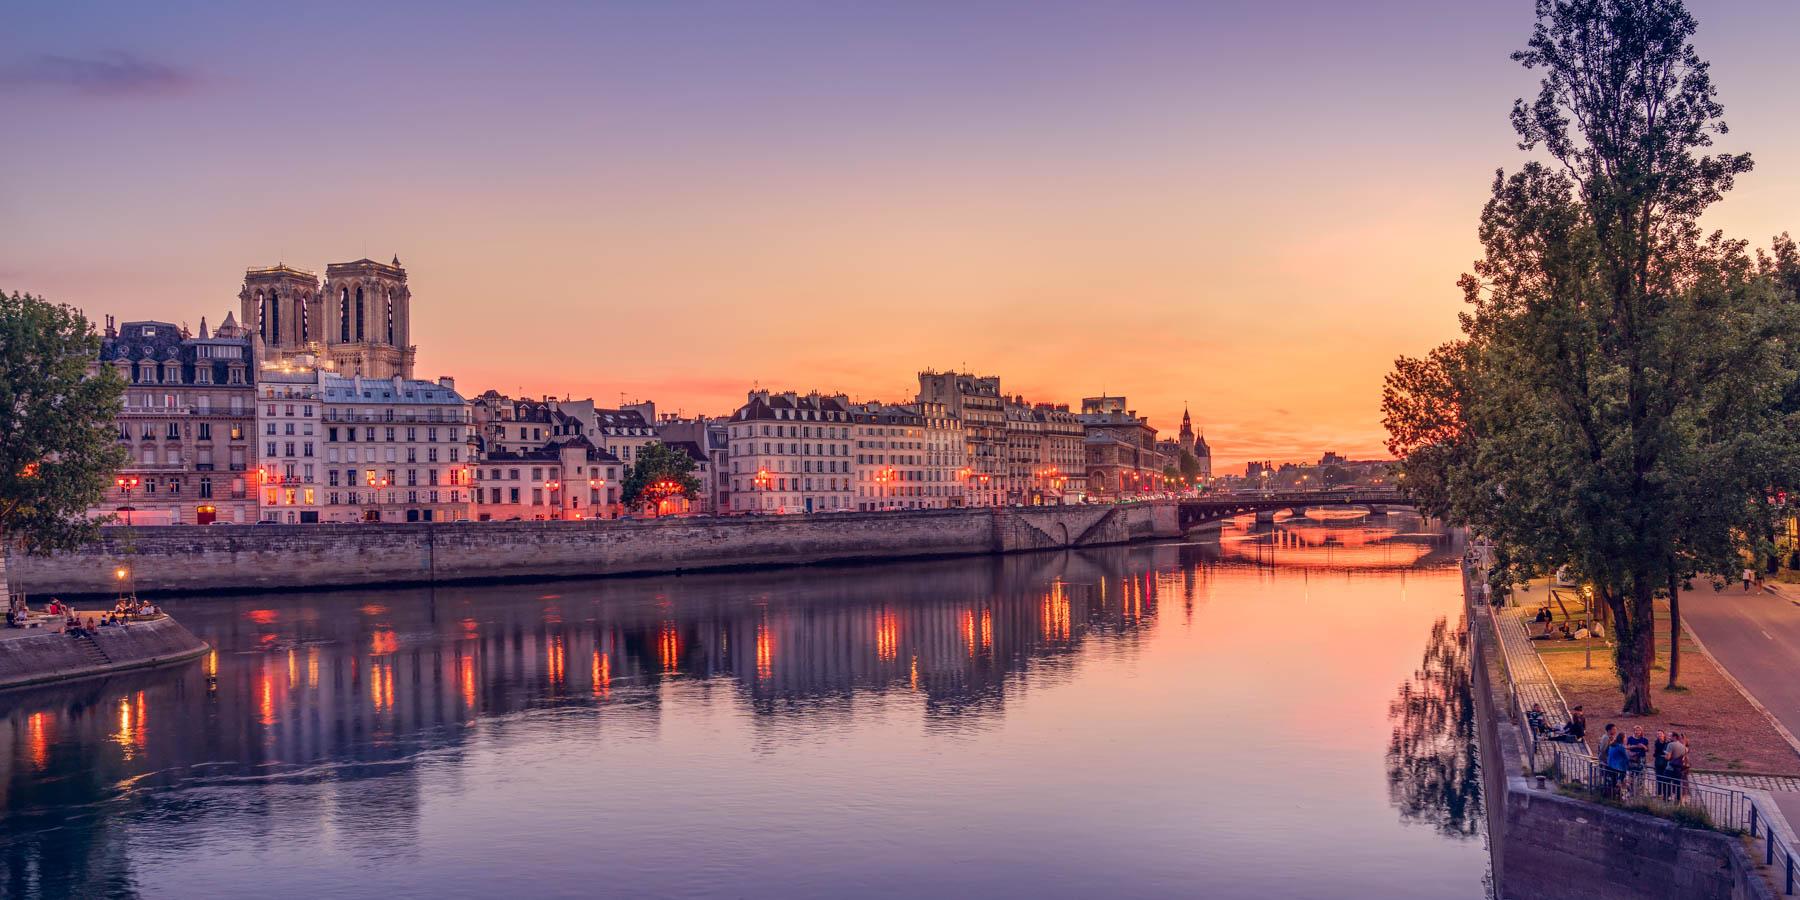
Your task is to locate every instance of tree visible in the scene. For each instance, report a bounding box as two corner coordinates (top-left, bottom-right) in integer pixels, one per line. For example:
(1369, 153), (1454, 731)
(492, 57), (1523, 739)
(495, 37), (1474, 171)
(0, 292), (127, 600)
(1382, 0), (1800, 713)
(1161, 464), (1180, 486)
(619, 441), (702, 512)
(1178, 449), (1203, 482)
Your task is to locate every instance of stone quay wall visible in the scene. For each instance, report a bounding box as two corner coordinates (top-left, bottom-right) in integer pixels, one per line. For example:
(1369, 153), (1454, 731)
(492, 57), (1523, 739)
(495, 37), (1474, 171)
(11, 502), (1180, 598)
(1468, 575), (1775, 900)
(0, 617), (209, 691)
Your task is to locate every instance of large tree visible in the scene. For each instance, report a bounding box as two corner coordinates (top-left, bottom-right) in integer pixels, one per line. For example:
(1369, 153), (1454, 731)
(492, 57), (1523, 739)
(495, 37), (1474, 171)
(619, 441), (702, 513)
(0, 292), (127, 600)
(1383, 0), (1800, 713)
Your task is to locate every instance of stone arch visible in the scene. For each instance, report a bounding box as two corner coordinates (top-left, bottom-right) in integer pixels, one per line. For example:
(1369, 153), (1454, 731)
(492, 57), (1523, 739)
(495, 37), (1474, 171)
(1055, 521), (1070, 547)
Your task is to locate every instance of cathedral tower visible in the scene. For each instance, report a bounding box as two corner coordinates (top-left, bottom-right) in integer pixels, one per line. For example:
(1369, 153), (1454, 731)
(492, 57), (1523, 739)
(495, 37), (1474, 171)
(239, 264), (321, 353)
(241, 256), (415, 378)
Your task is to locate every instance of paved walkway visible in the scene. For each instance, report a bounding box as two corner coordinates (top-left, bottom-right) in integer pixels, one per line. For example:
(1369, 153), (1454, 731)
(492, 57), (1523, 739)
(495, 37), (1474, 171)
(1489, 601), (1576, 733)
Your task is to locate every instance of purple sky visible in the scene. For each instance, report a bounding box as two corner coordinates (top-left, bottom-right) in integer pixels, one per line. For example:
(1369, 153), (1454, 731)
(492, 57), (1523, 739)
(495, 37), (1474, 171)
(6, 0), (1798, 469)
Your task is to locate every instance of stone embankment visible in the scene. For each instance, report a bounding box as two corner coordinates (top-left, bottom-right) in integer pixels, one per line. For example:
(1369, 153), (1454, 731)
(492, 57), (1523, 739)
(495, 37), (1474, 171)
(0, 617), (209, 691)
(11, 501), (1180, 598)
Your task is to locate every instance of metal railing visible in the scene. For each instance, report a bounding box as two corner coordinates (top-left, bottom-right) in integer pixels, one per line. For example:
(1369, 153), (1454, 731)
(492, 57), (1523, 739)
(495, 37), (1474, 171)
(1752, 802), (1800, 895)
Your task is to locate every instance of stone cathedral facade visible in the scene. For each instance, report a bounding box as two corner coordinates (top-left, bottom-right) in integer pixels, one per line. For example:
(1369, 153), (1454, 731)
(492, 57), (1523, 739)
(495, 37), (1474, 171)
(239, 256), (416, 378)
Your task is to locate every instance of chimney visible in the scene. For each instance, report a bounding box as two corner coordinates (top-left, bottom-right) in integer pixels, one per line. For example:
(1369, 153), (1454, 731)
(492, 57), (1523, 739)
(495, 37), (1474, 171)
(438, 376), (456, 391)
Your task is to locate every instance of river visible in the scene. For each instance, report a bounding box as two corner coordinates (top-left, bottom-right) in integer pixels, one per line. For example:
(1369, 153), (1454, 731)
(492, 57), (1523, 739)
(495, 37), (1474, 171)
(0, 514), (1487, 899)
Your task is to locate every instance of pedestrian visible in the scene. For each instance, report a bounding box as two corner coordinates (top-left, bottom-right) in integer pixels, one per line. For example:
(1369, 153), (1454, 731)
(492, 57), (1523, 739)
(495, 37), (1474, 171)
(1756, 569), (1766, 590)
(1667, 732), (1691, 803)
(1625, 726), (1649, 794)
(1744, 568), (1756, 592)
(1606, 731), (1631, 798)
(1653, 730), (1671, 798)
(1596, 722), (1618, 766)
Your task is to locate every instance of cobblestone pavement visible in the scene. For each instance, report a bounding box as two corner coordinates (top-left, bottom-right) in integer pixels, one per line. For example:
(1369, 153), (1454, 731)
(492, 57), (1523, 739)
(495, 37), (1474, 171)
(1692, 773), (1800, 792)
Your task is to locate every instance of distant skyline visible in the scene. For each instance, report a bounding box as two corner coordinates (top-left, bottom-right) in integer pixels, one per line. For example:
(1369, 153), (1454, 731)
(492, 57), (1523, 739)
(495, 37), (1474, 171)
(7, 0), (1799, 471)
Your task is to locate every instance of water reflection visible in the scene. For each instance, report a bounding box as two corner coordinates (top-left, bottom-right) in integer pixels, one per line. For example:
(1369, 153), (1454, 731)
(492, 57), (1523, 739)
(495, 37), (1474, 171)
(1387, 617), (1483, 838)
(1, 515), (1478, 899)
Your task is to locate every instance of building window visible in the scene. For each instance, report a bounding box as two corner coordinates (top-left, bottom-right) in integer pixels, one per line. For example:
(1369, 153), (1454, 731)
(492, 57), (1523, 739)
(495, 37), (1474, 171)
(355, 286), (365, 340)
(340, 287), (350, 342)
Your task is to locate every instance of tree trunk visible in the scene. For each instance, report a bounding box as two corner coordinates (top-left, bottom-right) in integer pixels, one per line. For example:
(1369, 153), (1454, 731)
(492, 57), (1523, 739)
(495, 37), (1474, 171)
(1667, 571), (1682, 688)
(0, 548), (9, 608)
(1607, 580), (1658, 715)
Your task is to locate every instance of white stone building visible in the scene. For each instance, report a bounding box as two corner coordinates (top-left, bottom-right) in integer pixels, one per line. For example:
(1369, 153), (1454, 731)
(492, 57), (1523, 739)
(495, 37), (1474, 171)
(850, 401), (966, 511)
(727, 391), (854, 514)
(255, 365), (326, 522)
(321, 374), (473, 522)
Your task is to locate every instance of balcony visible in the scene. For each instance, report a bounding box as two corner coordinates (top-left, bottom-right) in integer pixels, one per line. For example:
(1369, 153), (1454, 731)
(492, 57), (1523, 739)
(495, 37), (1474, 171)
(325, 410), (472, 424)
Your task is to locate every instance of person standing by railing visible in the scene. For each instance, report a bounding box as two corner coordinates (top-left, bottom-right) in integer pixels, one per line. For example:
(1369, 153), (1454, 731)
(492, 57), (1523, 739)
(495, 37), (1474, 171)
(1605, 732), (1631, 799)
(1667, 733), (1691, 803)
(1624, 726), (1649, 794)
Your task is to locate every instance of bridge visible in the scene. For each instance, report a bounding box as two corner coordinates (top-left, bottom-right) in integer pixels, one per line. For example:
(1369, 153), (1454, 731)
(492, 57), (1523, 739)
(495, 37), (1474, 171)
(1176, 490), (1415, 531)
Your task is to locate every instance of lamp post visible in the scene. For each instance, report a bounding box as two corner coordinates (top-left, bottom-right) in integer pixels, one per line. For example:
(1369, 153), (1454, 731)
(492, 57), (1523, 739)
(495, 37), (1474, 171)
(114, 475), (140, 525)
(588, 477), (607, 519)
(752, 467), (772, 514)
(545, 478), (563, 520)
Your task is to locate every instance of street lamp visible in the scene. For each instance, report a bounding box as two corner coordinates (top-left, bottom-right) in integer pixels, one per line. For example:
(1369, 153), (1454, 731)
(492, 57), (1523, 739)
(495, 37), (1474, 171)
(115, 475), (140, 525)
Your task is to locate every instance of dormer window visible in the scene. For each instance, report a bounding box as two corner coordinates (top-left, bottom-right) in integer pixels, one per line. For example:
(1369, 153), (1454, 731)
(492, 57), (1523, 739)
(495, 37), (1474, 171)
(140, 326), (156, 337)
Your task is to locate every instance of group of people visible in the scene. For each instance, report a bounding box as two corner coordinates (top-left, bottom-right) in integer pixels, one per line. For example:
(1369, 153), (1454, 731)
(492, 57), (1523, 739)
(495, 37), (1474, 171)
(1528, 606), (1604, 641)
(4, 595), (33, 629)
(1526, 701), (1694, 801)
(6, 596), (164, 633)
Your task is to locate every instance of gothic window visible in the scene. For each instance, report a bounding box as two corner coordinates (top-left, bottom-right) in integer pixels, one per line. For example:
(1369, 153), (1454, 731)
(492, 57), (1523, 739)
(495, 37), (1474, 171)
(386, 290), (394, 344)
(300, 295), (309, 342)
(257, 292), (266, 340)
(356, 287), (365, 341)
(340, 287), (350, 342)
(270, 291), (280, 343)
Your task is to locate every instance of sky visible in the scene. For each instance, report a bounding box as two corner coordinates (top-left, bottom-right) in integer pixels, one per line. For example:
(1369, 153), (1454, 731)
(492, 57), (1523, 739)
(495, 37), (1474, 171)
(5, 1), (1799, 474)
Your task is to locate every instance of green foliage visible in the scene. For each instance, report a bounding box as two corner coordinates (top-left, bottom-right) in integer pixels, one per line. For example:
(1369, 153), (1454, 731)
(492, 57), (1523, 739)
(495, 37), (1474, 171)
(1381, 0), (1800, 713)
(1161, 464), (1180, 483)
(1178, 449), (1202, 482)
(0, 291), (126, 554)
(619, 441), (701, 510)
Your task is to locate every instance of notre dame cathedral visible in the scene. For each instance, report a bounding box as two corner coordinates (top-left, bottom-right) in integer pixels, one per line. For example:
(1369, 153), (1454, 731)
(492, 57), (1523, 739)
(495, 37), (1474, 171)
(238, 256), (416, 378)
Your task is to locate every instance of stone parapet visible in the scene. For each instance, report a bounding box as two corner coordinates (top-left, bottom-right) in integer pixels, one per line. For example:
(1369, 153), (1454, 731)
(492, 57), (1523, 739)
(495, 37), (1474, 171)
(13, 501), (1182, 598)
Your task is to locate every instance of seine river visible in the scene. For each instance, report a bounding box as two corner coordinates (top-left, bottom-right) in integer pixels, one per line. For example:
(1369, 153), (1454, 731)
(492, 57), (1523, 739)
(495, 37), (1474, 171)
(0, 515), (1487, 899)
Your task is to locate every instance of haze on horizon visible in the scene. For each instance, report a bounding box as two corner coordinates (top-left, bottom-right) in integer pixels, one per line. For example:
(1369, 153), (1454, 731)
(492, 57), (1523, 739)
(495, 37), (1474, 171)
(5, 0), (1798, 472)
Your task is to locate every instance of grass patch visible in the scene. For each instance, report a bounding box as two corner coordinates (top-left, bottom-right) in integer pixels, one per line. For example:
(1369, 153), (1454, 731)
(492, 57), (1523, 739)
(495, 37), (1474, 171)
(1553, 784), (1741, 834)
(1663, 684), (1692, 694)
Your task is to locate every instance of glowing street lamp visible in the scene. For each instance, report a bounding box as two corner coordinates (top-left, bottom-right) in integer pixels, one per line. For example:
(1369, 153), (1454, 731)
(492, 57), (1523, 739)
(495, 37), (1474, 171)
(115, 475), (141, 525)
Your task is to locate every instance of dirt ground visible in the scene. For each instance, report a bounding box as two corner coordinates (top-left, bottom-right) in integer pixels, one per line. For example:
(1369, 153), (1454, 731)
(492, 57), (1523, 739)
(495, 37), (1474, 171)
(1531, 606), (1800, 777)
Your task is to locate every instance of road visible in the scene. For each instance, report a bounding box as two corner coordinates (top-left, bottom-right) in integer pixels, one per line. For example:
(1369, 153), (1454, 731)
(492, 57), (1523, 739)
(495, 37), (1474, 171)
(1679, 585), (1800, 743)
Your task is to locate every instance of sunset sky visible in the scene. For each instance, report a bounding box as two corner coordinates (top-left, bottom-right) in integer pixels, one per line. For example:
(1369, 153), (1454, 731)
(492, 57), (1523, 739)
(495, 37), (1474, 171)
(6, 0), (1798, 473)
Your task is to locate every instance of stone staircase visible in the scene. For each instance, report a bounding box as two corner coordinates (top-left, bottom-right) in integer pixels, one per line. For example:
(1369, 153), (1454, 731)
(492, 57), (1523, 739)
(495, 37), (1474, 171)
(69, 631), (112, 667)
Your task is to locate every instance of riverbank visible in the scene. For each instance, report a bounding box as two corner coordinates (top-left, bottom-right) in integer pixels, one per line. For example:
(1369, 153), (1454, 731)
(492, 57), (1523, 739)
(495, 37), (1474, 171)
(0, 616), (209, 691)
(1514, 585), (1800, 778)
(1470, 570), (1778, 899)
(9, 502), (1181, 599)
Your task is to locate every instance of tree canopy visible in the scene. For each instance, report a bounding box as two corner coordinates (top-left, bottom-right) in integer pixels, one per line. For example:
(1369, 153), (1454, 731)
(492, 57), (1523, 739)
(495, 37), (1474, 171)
(619, 441), (702, 511)
(0, 292), (127, 595)
(1382, 0), (1800, 713)
(1177, 449), (1203, 482)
